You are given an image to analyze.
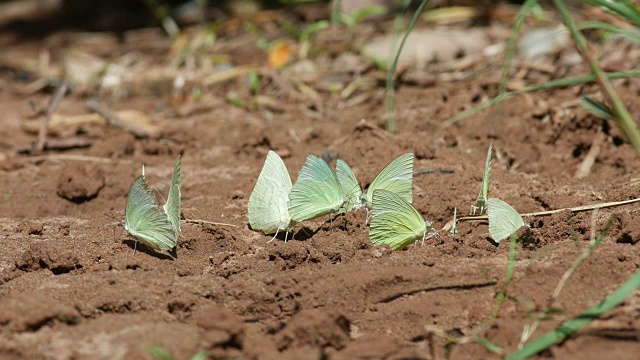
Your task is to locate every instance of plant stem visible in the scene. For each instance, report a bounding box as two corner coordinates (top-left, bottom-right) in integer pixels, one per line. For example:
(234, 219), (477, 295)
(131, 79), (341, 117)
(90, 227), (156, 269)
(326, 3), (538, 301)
(441, 70), (640, 128)
(386, 0), (430, 134)
(554, 0), (640, 156)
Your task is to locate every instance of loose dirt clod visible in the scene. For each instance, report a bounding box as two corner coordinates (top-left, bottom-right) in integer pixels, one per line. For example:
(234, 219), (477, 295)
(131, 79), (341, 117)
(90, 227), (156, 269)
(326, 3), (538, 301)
(56, 163), (106, 203)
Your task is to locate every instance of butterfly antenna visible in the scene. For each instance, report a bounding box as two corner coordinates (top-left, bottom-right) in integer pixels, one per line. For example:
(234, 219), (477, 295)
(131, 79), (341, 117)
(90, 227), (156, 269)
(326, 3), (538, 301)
(268, 228), (280, 243)
(156, 186), (167, 205)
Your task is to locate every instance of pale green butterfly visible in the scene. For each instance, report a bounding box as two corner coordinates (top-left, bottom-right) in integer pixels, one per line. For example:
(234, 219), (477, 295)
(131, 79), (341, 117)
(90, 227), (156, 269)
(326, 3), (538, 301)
(335, 154), (415, 216)
(288, 154), (345, 223)
(248, 150), (294, 241)
(335, 159), (362, 214)
(124, 155), (181, 253)
(361, 153), (414, 210)
(369, 189), (433, 251)
(471, 143), (492, 215)
(487, 197), (525, 243)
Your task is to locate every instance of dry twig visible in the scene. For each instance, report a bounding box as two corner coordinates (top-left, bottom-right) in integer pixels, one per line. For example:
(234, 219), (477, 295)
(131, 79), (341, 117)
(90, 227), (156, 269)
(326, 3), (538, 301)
(36, 81), (68, 152)
(575, 128), (605, 178)
(442, 197), (640, 232)
(183, 219), (239, 228)
(85, 99), (159, 138)
(20, 154), (132, 164)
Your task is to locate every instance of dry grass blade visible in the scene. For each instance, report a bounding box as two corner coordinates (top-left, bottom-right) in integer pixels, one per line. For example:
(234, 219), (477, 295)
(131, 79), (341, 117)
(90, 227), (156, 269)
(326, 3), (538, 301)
(85, 99), (160, 138)
(201, 65), (255, 86)
(441, 197), (640, 231)
(575, 128), (605, 178)
(183, 219), (239, 228)
(20, 154), (133, 164)
(36, 81), (68, 152)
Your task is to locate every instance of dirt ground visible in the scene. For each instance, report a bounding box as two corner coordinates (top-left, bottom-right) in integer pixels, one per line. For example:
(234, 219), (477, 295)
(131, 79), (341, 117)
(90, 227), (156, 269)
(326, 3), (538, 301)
(1, 3), (640, 360)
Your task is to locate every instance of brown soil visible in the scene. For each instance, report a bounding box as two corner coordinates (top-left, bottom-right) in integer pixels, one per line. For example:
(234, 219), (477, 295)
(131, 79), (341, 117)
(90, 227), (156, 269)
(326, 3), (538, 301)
(1, 4), (640, 360)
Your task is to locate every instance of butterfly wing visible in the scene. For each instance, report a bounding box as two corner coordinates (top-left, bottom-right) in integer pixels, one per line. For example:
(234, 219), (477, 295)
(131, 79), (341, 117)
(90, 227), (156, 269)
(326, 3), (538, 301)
(364, 153), (414, 210)
(474, 143), (492, 214)
(124, 174), (177, 251)
(369, 189), (426, 250)
(163, 154), (181, 239)
(487, 197), (525, 243)
(288, 154), (343, 222)
(248, 151), (293, 234)
(336, 159), (362, 213)
(481, 143), (492, 200)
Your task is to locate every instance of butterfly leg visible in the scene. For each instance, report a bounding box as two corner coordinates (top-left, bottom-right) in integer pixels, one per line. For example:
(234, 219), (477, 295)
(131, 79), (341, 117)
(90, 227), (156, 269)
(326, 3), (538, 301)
(364, 208), (372, 225)
(423, 227), (441, 246)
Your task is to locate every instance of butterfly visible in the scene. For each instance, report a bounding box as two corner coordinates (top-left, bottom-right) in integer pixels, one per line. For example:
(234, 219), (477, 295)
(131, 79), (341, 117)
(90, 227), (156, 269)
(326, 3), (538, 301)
(336, 153), (414, 221)
(248, 151), (294, 241)
(335, 159), (362, 214)
(369, 189), (433, 250)
(471, 143), (492, 215)
(487, 197), (525, 243)
(124, 155), (181, 253)
(288, 154), (346, 223)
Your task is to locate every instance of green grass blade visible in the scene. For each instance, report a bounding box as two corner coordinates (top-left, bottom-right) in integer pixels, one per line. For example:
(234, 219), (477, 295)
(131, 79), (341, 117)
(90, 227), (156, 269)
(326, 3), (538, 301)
(583, 0), (640, 28)
(578, 21), (640, 42)
(386, 0), (431, 134)
(441, 70), (640, 127)
(300, 20), (329, 43)
(487, 232), (519, 329)
(580, 96), (614, 119)
(473, 337), (503, 354)
(499, 0), (539, 95)
(351, 5), (388, 23)
(507, 265), (640, 359)
(518, 217), (613, 347)
(554, 0), (640, 156)
(189, 351), (208, 360)
(147, 346), (175, 360)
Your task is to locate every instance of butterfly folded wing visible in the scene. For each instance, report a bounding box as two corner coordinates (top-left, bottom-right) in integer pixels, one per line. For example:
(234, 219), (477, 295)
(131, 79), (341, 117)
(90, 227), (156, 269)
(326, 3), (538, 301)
(288, 154), (344, 222)
(364, 153), (414, 209)
(487, 197), (524, 243)
(249, 151), (293, 234)
(473, 143), (492, 214)
(125, 176), (177, 251)
(163, 154), (182, 239)
(369, 189), (426, 250)
(336, 159), (362, 213)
